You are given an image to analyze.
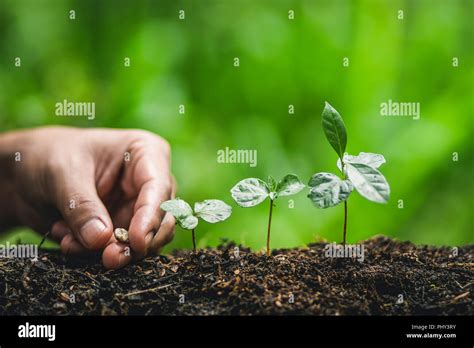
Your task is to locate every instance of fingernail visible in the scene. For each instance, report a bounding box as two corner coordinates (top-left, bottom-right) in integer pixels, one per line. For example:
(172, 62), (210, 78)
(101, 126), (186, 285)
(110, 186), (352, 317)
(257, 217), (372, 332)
(80, 218), (107, 249)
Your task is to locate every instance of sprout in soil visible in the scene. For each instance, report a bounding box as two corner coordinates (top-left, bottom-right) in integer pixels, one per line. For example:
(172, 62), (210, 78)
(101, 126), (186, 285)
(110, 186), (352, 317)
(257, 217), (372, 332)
(160, 198), (232, 251)
(307, 102), (390, 244)
(230, 174), (305, 256)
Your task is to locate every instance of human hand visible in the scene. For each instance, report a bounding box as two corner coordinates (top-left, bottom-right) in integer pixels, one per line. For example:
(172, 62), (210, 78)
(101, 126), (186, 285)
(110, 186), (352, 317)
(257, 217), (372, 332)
(0, 126), (176, 269)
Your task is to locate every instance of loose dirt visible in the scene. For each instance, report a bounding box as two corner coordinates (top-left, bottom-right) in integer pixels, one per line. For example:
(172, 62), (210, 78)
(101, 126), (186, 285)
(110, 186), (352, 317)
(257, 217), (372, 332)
(0, 236), (472, 315)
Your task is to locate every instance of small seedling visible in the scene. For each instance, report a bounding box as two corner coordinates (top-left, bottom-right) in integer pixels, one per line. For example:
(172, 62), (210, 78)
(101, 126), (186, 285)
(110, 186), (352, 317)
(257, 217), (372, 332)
(308, 102), (390, 244)
(160, 198), (232, 251)
(230, 174), (305, 256)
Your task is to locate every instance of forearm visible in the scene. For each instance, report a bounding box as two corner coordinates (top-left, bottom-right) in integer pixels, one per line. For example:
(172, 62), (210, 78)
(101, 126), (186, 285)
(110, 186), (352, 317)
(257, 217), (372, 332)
(0, 131), (24, 230)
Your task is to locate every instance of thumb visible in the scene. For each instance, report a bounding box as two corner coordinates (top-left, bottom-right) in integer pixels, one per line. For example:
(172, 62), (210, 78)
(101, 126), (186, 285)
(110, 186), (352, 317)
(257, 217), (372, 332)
(54, 174), (113, 250)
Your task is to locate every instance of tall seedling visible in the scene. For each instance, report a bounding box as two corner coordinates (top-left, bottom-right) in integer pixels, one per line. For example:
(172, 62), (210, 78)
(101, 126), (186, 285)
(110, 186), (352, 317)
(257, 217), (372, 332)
(308, 102), (390, 244)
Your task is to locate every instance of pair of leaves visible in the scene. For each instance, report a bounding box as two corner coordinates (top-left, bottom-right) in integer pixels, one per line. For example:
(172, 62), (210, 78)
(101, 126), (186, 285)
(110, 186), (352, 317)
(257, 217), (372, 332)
(231, 174), (305, 207)
(314, 102), (390, 207)
(161, 199), (232, 230)
(308, 152), (390, 208)
(338, 152), (390, 203)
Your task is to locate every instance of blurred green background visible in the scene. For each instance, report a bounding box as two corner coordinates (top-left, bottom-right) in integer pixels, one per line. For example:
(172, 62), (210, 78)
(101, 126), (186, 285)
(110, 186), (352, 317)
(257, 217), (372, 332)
(0, 0), (472, 252)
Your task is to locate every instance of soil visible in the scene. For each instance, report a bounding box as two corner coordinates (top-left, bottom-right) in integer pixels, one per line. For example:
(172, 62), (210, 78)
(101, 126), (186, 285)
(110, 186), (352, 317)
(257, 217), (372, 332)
(0, 236), (472, 315)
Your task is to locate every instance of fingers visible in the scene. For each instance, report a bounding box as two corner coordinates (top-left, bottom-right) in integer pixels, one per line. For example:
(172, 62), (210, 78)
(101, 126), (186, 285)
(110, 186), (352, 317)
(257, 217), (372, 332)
(170, 174), (177, 198)
(149, 212), (176, 254)
(49, 131), (175, 270)
(51, 220), (86, 254)
(54, 170), (113, 251)
(51, 220), (71, 241)
(128, 178), (172, 258)
(103, 175), (174, 268)
(125, 136), (172, 257)
(53, 219), (131, 268)
(150, 175), (177, 253)
(102, 242), (132, 270)
(111, 199), (135, 229)
(60, 234), (87, 255)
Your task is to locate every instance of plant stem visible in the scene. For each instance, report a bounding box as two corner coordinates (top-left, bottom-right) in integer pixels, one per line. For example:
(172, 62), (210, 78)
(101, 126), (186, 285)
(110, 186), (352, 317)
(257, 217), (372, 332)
(191, 229), (196, 252)
(341, 159), (348, 246)
(343, 200), (348, 246)
(266, 199), (274, 256)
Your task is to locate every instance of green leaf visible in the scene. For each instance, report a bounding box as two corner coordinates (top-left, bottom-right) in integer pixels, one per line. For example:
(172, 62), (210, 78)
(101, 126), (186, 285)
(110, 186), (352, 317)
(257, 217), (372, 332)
(267, 175), (278, 199)
(161, 199), (198, 230)
(230, 178), (269, 207)
(276, 174), (305, 197)
(267, 175), (277, 192)
(337, 152), (386, 172)
(307, 172), (353, 208)
(346, 162), (390, 203)
(160, 198), (193, 218)
(194, 199), (232, 223)
(321, 102), (347, 160)
(177, 215), (199, 230)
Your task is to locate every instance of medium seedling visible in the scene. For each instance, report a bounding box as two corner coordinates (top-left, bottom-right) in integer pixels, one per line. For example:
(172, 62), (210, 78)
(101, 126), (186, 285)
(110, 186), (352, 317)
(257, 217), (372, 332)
(230, 174), (305, 256)
(307, 102), (390, 244)
(160, 198), (232, 251)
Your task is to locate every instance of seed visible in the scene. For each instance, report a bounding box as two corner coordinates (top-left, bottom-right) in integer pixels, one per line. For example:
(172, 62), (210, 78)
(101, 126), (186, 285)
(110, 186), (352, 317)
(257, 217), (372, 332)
(114, 228), (130, 243)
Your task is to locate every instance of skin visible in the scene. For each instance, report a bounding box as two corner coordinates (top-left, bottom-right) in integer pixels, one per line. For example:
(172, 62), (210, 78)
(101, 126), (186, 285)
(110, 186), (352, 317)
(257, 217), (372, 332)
(0, 126), (176, 269)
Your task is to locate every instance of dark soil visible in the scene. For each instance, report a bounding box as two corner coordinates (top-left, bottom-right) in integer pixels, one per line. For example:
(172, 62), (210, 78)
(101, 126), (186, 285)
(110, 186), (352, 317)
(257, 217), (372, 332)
(0, 236), (472, 315)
